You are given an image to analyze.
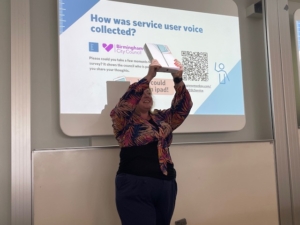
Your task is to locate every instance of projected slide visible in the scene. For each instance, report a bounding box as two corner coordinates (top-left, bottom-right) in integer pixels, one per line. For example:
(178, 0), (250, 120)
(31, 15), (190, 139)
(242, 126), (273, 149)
(58, 0), (245, 136)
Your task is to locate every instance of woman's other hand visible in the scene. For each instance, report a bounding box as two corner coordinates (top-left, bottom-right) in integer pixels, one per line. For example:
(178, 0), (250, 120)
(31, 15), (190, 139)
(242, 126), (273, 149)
(146, 59), (161, 82)
(171, 59), (183, 78)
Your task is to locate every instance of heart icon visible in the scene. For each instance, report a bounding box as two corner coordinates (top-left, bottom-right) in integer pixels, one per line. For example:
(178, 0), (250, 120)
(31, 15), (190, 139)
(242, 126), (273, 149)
(102, 43), (113, 52)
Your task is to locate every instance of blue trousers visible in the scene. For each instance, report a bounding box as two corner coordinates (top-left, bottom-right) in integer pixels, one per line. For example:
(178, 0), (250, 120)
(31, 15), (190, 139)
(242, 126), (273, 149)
(115, 173), (177, 225)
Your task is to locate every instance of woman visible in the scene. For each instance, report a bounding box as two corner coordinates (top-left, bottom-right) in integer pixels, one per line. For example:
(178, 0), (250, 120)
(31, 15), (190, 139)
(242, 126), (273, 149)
(110, 59), (193, 225)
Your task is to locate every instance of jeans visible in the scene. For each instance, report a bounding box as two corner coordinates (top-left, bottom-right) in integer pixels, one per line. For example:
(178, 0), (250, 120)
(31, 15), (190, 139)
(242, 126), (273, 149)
(115, 173), (177, 225)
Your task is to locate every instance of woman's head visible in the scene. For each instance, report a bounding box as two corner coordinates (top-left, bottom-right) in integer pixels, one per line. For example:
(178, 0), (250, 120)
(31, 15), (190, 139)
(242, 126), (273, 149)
(136, 88), (153, 114)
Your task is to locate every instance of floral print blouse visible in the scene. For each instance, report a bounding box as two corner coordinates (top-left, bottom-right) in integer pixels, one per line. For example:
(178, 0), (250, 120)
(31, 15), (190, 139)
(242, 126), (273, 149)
(110, 78), (193, 175)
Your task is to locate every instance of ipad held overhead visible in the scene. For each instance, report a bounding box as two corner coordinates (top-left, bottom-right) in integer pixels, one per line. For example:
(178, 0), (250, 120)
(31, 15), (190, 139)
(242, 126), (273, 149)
(144, 43), (179, 73)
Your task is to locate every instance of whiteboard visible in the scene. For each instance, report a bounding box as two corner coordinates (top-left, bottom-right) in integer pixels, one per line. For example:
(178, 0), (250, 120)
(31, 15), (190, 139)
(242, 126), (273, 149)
(32, 142), (279, 225)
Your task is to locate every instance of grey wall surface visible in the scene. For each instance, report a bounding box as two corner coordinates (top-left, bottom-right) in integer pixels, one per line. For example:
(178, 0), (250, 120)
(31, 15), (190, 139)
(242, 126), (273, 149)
(30, 0), (90, 149)
(0, 0), (11, 224)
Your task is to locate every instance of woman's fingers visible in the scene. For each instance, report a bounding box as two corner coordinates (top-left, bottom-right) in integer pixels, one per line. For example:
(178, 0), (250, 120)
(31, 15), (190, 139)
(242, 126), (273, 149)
(174, 59), (181, 67)
(150, 59), (162, 70)
(171, 59), (184, 78)
(152, 59), (161, 66)
(174, 59), (183, 70)
(146, 59), (162, 80)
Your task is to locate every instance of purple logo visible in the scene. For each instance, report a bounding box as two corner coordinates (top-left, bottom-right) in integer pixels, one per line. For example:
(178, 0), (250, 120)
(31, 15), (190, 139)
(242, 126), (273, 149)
(102, 43), (113, 52)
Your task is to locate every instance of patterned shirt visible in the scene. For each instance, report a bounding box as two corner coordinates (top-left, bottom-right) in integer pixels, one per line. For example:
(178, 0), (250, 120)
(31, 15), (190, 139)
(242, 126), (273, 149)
(110, 78), (193, 175)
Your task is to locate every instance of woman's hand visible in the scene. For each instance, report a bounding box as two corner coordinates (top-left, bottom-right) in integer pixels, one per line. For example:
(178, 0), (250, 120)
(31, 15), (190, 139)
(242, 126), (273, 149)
(145, 59), (161, 82)
(171, 59), (183, 78)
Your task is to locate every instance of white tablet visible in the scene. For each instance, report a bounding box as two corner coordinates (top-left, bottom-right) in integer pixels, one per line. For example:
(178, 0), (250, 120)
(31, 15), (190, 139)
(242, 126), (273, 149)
(144, 43), (179, 73)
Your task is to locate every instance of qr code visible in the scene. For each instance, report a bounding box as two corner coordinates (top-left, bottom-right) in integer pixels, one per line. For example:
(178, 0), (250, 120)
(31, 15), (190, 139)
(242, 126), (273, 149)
(181, 51), (208, 82)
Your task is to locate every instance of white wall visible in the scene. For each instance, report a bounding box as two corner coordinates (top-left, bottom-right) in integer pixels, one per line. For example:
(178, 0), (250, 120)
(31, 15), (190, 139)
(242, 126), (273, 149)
(21, 0), (283, 224)
(0, 0), (292, 223)
(0, 0), (11, 224)
(28, 0), (279, 224)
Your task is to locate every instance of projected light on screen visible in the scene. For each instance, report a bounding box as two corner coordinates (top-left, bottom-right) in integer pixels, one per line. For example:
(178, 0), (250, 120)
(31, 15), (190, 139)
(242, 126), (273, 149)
(58, 0), (245, 136)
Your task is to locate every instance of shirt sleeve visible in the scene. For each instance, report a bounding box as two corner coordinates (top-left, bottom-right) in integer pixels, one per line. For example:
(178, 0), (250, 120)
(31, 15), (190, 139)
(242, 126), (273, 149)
(153, 82), (193, 131)
(110, 78), (149, 137)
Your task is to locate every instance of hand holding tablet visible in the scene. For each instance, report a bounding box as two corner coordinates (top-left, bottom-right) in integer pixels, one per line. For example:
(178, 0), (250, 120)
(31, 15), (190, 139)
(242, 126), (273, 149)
(144, 43), (180, 73)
